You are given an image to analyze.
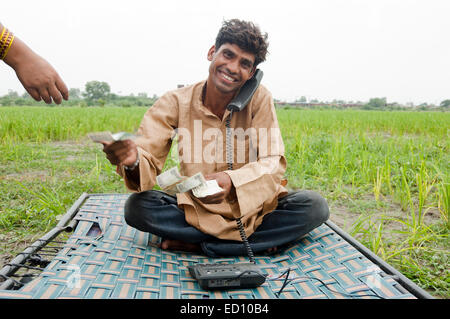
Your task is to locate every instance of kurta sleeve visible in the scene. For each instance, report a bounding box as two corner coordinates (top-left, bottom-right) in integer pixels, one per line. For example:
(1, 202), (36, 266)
(118, 92), (179, 192)
(224, 87), (287, 218)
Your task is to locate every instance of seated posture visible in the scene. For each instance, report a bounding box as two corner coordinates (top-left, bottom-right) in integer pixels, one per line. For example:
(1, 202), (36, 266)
(102, 19), (329, 257)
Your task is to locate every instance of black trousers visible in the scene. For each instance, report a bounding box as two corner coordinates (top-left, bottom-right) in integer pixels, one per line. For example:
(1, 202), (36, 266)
(124, 190), (329, 258)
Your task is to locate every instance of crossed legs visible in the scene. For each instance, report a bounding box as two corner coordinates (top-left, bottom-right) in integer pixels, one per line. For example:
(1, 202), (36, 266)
(124, 190), (329, 258)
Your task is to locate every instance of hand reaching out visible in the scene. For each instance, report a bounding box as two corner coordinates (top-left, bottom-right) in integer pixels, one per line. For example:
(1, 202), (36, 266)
(1, 25), (69, 104)
(13, 49), (69, 104)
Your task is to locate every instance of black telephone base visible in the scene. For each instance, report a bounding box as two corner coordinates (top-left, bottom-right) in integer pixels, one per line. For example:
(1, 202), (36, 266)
(188, 262), (266, 290)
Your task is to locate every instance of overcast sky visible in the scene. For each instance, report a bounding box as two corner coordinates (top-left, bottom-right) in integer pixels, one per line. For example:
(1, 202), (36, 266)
(1, 0), (449, 104)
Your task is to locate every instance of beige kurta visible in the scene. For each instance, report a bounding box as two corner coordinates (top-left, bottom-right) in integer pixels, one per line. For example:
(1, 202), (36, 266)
(118, 80), (288, 241)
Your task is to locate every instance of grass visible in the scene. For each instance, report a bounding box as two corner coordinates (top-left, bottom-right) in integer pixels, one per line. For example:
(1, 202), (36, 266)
(0, 106), (145, 143)
(278, 109), (449, 297)
(0, 106), (448, 297)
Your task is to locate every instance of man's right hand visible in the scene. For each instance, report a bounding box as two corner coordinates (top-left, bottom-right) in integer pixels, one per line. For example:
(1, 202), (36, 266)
(101, 139), (138, 167)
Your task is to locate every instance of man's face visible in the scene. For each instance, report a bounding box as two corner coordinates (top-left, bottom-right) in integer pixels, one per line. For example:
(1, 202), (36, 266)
(207, 43), (256, 95)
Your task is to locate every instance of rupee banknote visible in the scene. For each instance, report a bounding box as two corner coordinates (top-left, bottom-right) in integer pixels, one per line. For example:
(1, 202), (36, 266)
(176, 172), (206, 193)
(192, 179), (223, 198)
(156, 166), (183, 189)
(156, 166), (223, 197)
(88, 131), (137, 143)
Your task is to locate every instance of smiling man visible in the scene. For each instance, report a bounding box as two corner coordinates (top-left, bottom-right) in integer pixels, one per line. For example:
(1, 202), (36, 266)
(101, 19), (329, 257)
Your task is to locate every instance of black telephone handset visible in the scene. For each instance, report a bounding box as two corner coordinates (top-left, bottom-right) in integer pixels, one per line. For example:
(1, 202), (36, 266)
(226, 69), (263, 112)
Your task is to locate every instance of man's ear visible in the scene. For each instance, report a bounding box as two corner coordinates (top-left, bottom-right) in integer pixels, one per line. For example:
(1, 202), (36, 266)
(249, 67), (256, 78)
(207, 45), (216, 61)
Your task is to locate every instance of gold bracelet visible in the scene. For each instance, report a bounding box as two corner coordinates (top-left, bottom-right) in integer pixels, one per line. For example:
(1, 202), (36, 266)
(0, 27), (6, 56)
(0, 27), (6, 40)
(0, 27), (15, 60)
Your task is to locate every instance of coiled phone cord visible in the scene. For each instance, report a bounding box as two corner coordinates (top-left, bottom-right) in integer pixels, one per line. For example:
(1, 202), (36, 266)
(235, 217), (256, 263)
(225, 110), (234, 171)
(226, 110), (256, 264)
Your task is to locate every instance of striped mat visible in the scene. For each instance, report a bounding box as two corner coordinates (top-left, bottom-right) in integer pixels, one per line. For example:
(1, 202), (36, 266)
(0, 193), (421, 299)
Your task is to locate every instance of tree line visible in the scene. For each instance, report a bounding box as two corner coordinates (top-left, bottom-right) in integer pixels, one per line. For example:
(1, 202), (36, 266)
(278, 96), (450, 111)
(1, 81), (449, 111)
(0, 80), (158, 107)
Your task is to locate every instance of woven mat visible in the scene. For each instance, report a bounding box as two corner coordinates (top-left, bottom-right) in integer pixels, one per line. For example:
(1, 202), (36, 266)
(0, 194), (416, 299)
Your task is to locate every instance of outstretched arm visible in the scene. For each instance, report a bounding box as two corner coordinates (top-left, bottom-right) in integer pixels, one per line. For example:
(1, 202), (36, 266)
(1, 23), (69, 104)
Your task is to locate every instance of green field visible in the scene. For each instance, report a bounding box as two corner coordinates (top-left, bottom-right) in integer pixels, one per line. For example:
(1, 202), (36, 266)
(0, 106), (448, 297)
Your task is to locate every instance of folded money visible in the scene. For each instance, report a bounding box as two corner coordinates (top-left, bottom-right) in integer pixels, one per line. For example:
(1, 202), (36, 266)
(156, 166), (222, 197)
(88, 131), (137, 143)
(156, 166), (183, 189)
(176, 172), (206, 193)
(192, 180), (223, 198)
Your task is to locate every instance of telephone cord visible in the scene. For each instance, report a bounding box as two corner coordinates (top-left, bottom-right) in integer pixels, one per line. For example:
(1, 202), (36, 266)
(226, 110), (256, 264)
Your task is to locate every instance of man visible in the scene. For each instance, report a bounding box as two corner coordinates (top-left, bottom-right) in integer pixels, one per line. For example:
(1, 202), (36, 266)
(102, 19), (329, 257)
(1, 22), (68, 104)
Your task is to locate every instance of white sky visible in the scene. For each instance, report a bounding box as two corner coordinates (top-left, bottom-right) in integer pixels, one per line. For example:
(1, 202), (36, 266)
(1, 0), (449, 104)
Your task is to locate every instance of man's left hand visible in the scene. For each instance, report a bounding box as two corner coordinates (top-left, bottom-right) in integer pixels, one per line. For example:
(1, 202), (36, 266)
(195, 172), (233, 204)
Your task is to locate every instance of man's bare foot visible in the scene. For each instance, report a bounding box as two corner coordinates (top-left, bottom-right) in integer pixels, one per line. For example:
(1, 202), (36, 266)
(159, 239), (277, 256)
(159, 239), (201, 253)
(266, 247), (278, 255)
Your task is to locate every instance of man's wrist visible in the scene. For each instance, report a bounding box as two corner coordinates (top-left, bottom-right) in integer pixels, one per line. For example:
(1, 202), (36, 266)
(2, 37), (29, 69)
(226, 186), (237, 203)
(124, 157), (140, 171)
(224, 173), (237, 203)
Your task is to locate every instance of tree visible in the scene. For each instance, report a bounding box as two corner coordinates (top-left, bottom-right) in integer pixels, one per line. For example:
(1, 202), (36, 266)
(22, 92), (31, 99)
(7, 90), (19, 98)
(0, 96), (13, 106)
(440, 99), (450, 108)
(97, 98), (106, 107)
(366, 97), (387, 109)
(295, 96), (307, 103)
(82, 81), (111, 102)
(69, 88), (81, 99)
(14, 98), (27, 106)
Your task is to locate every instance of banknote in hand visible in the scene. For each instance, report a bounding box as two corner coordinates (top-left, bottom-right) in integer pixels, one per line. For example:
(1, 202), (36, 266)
(156, 166), (223, 197)
(88, 131), (137, 143)
(176, 172), (206, 193)
(192, 180), (224, 198)
(156, 166), (183, 189)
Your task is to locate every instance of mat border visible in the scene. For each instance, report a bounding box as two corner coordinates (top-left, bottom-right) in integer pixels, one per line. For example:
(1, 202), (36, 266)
(325, 220), (433, 299)
(0, 193), (434, 299)
(0, 193), (89, 290)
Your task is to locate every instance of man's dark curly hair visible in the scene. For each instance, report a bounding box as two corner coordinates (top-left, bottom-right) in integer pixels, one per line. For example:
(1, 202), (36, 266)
(215, 19), (269, 67)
